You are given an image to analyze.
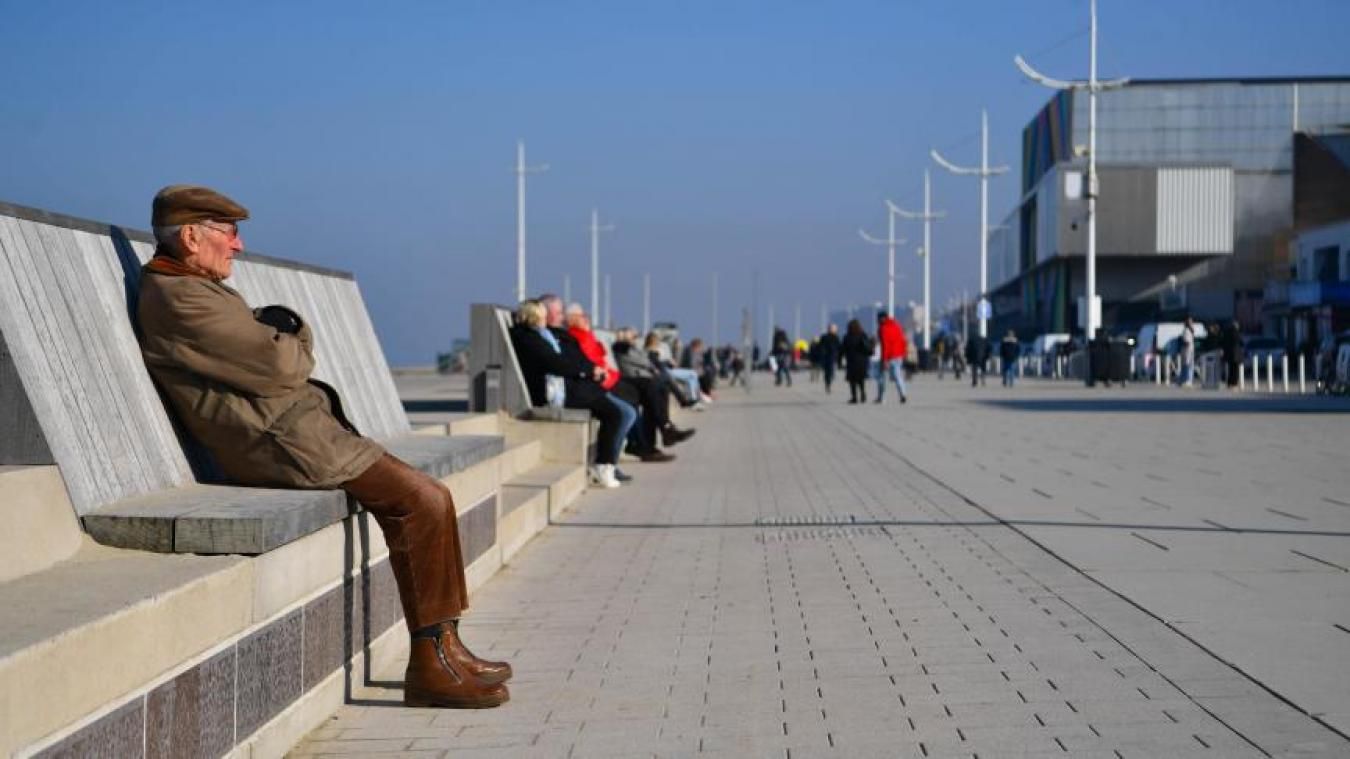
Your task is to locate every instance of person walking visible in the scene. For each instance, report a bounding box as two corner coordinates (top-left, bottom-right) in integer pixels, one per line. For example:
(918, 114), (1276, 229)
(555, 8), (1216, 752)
(966, 333), (990, 387)
(817, 324), (841, 394)
(1221, 320), (1243, 388)
(999, 330), (1020, 387)
(874, 311), (909, 404)
(1177, 317), (1197, 387)
(772, 327), (793, 386)
(840, 319), (873, 404)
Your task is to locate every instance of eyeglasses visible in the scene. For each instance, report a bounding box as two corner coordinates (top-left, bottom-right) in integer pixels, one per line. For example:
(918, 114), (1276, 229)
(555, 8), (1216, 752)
(196, 221), (239, 240)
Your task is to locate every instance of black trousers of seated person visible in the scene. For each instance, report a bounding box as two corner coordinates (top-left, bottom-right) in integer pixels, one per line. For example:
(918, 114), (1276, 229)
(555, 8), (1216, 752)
(614, 376), (670, 451)
(565, 384), (622, 464)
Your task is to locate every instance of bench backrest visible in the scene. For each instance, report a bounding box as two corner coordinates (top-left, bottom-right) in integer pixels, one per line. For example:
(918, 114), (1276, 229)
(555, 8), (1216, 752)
(0, 201), (409, 517)
(468, 303), (534, 417)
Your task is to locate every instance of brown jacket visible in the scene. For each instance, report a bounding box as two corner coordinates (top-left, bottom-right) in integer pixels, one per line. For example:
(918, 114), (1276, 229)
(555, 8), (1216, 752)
(137, 267), (384, 489)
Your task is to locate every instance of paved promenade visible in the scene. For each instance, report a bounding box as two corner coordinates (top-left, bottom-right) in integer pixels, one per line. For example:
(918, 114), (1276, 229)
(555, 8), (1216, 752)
(294, 377), (1350, 758)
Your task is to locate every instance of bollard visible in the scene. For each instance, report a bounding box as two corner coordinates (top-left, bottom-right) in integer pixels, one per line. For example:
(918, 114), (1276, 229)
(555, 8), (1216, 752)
(1130, 353), (1136, 378)
(1299, 354), (1306, 394)
(1239, 363), (1246, 391)
(1267, 354), (1275, 393)
(1282, 355), (1289, 394)
(1155, 355), (1162, 385)
(1251, 355), (1260, 392)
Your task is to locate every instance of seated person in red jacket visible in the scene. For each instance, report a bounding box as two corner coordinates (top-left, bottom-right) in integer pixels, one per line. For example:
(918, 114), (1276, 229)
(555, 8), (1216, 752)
(562, 304), (641, 479)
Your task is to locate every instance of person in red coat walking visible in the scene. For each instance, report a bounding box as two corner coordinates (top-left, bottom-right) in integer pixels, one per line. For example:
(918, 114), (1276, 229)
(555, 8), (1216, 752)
(875, 311), (909, 404)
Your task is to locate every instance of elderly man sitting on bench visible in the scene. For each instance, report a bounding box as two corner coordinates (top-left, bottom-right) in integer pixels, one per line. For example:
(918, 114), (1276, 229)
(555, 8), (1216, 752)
(135, 185), (509, 709)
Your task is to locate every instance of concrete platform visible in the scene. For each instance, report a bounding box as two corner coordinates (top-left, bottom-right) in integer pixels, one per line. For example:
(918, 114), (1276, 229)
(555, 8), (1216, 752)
(294, 377), (1349, 757)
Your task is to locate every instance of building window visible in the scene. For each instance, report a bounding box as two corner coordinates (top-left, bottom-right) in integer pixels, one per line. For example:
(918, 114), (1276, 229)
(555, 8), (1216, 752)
(1315, 245), (1338, 282)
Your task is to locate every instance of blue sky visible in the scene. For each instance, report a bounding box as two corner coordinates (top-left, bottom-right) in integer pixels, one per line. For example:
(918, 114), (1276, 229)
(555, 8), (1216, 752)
(2, 0), (1348, 363)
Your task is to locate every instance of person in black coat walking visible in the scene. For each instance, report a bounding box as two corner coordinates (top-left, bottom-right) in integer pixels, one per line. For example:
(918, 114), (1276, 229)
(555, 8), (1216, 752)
(998, 330), (1020, 387)
(840, 319), (873, 404)
(771, 327), (793, 386)
(965, 334), (990, 387)
(1220, 320), (1244, 388)
(817, 324), (842, 394)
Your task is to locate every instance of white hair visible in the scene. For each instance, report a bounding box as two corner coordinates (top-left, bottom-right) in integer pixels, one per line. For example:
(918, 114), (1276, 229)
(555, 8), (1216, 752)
(152, 224), (186, 252)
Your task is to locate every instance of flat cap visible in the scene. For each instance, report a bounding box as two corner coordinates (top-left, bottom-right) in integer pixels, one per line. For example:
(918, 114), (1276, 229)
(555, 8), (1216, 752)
(152, 185), (249, 227)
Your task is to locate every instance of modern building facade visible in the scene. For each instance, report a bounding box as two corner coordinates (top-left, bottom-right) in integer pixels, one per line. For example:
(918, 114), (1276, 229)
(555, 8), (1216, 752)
(988, 77), (1350, 338)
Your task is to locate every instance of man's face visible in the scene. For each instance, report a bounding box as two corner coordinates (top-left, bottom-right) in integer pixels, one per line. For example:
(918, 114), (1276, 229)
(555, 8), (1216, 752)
(545, 300), (564, 327)
(184, 221), (243, 280)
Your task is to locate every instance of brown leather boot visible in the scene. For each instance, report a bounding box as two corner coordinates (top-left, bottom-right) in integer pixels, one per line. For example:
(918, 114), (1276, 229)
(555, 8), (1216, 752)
(443, 621), (514, 685)
(404, 626), (509, 708)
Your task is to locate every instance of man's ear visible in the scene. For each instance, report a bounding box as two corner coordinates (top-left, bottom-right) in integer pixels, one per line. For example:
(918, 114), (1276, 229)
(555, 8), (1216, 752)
(179, 224), (202, 255)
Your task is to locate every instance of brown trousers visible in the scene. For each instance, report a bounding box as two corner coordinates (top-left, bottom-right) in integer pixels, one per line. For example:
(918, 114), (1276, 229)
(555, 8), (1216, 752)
(342, 453), (469, 631)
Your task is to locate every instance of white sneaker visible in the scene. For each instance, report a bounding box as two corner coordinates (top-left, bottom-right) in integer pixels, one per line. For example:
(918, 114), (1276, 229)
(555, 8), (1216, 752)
(589, 464), (620, 489)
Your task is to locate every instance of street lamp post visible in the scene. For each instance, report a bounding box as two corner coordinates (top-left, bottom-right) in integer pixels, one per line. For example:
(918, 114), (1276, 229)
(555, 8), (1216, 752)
(513, 141), (548, 302)
(858, 205), (907, 317)
(931, 109), (1009, 339)
(589, 209), (614, 321)
(890, 170), (945, 351)
(643, 273), (651, 334)
(767, 303), (775, 353)
(712, 272), (719, 346)
(1015, 0), (1128, 337)
(604, 274), (612, 329)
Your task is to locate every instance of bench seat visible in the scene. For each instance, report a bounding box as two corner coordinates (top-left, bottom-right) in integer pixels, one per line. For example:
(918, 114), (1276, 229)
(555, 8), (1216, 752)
(82, 434), (504, 554)
(524, 406), (594, 423)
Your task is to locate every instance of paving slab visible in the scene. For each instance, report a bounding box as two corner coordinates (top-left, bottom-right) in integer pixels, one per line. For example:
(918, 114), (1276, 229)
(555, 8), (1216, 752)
(293, 378), (1349, 758)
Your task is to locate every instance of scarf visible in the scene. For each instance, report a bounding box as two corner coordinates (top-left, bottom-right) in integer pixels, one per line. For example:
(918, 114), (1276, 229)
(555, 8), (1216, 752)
(145, 251), (218, 281)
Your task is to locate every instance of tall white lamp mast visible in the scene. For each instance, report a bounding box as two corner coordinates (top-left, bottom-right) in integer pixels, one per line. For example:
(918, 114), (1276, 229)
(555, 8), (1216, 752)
(889, 169), (945, 350)
(514, 141), (548, 302)
(643, 273), (651, 334)
(931, 109), (1009, 338)
(589, 209), (614, 320)
(859, 205), (908, 317)
(712, 272), (719, 346)
(604, 274), (612, 328)
(1015, 0), (1128, 336)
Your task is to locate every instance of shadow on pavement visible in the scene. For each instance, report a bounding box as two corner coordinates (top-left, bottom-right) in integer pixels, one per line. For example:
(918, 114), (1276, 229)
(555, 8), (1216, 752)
(552, 519), (1350, 538)
(972, 396), (1350, 414)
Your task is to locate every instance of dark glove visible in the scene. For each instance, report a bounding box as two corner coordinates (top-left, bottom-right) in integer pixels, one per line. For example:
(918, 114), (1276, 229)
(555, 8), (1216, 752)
(254, 305), (304, 335)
